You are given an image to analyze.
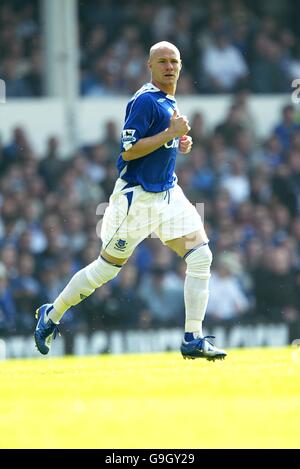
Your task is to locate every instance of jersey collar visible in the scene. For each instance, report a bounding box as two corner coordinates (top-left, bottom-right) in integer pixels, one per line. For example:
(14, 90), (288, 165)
(148, 83), (176, 101)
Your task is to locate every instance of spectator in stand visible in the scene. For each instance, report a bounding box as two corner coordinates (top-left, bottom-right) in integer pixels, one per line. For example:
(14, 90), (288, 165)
(100, 120), (120, 158)
(251, 34), (290, 93)
(11, 253), (41, 332)
(189, 112), (207, 146)
(139, 265), (184, 328)
(287, 44), (300, 81)
(201, 31), (248, 93)
(39, 137), (64, 191)
(232, 88), (257, 139)
(253, 246), (300, 322)
(0, 262), (17, 334)
(220, 155), (251, 205)
(0, 58), (32, 97)
(206, 253), (250, 321)
(274, 105), (300, 151)
(272, 163), (299, 216)
(215, 104), (245, 147)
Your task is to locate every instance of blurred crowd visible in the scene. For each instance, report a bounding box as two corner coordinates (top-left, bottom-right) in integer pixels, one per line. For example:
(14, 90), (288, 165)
(1, 93), (300, 336)
(1, 0), (300, 97)
(1, 0), (300, 337)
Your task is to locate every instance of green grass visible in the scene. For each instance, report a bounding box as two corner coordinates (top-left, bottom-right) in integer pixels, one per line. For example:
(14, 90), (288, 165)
(0, 347), (299, 448)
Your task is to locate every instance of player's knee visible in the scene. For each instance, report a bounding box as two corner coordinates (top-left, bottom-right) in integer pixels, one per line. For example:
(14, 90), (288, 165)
(101, 249), (129, 266)
(185, 244), (212, 279)
(85, 256), (122, 288)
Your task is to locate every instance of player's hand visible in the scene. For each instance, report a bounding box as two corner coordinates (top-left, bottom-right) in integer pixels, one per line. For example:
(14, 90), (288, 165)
(168, 110), (191, 138)
(179, 135), (193, 154)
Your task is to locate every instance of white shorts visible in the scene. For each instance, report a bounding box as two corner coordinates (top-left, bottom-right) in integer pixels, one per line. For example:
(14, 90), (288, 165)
(100, 178), (205, 258)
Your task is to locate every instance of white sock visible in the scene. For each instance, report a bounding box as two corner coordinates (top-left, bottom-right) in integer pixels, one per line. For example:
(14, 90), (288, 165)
(48, 257), (121, 323)
(184, 277), (209, 336)
(184, 244), (212, 337)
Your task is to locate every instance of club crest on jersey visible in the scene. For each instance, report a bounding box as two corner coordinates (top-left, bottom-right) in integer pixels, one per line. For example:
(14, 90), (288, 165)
(114, 239), (127, 251)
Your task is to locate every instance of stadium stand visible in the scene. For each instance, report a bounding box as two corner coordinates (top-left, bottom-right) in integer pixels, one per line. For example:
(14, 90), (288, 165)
(1, 0), (300, 337)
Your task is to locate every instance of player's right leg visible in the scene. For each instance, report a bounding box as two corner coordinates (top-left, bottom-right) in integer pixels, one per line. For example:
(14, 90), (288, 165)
(34, 251), (128, 355)
(34, 179), (151, 355)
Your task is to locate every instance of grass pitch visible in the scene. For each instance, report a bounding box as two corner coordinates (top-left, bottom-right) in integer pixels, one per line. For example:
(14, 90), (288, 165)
(0, 347), (299, 449)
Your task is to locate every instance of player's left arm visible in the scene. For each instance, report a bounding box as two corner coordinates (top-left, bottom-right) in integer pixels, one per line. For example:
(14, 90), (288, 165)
(179, 135), (193, 154)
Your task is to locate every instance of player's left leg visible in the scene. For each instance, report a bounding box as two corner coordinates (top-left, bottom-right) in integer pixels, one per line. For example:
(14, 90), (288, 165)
(158, 184), (226, 360)
(165, 231), (227, 361)
(165, 229), (211, 338)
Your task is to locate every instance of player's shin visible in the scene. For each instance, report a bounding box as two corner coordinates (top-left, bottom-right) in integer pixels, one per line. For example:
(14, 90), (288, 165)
(183, 244), (212, 338)
(48, 257), (122, 323)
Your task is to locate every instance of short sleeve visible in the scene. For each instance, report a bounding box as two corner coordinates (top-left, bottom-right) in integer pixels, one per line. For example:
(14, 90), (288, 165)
(121, 93), (154, 151)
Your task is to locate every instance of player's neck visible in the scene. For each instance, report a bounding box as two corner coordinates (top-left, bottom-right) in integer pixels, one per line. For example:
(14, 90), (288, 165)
(151, 80), (176, 97)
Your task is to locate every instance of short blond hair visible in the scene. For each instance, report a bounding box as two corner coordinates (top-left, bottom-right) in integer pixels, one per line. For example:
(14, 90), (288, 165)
(149, 41), (180, 61)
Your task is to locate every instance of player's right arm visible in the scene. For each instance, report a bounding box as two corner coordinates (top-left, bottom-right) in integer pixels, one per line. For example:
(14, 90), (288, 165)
(121, 93), (190, 161)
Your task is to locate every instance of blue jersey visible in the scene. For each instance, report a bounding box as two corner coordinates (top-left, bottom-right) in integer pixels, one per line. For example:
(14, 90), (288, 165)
(117, 83), (179, 192)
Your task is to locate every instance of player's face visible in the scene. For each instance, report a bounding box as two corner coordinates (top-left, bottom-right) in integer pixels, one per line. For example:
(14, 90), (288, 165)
(148, 48), (182, 92)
